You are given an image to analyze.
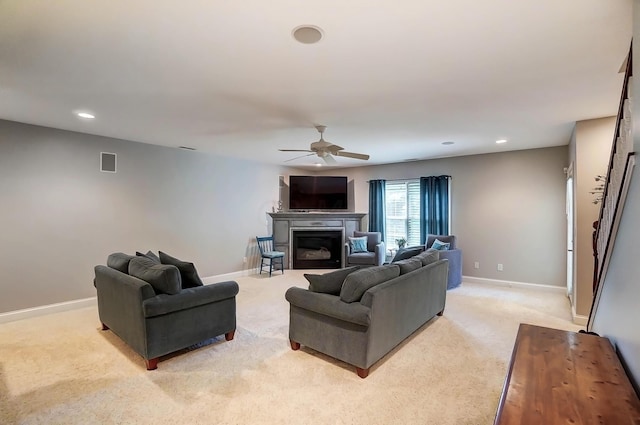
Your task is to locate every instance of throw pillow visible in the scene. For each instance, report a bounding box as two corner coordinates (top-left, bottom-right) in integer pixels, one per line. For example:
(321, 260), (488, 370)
(394, 257), (423, 275)
(391, 246), (424, 262)
(128, 256), (182, 295)
(159, 251), (204, 289)
(136, 250), (161, 263)
(305, 266), (360, 295)
(107, 252), (136, 273)
(340, 264), (400, 303)
(348, 236), (368, 253)
(415, 248), (440, 266)
(431, 238), (451, 251)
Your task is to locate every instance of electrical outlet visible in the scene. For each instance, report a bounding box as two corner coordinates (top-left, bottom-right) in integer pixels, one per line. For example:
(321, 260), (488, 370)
(474, 261), (480, 269)
(497, 263), (504, 271)
(243, 257), (247, 263)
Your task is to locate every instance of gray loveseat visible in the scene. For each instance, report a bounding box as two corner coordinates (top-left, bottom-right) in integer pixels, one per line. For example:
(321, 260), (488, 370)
(285, 249), (448, 378)
(94, 252), (239, 370)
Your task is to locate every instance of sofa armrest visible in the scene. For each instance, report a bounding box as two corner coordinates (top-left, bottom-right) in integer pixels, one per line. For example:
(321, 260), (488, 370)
(374, 241), (386, 266)
(143, 280), (239, 318)
(285, 287), (371, 327)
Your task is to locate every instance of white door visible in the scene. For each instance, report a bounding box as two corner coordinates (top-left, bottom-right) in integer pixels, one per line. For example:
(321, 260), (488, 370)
(566, 174), (575, 304)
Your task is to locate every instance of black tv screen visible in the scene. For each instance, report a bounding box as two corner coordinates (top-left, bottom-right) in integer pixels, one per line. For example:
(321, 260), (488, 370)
(289, 176), (348, 210)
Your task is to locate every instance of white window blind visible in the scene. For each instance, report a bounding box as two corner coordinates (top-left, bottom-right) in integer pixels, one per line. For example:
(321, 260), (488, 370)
(385, 180), (421, 247)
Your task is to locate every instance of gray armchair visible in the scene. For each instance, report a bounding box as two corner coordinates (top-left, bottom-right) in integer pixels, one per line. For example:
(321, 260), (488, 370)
(425, 235), (462, 289)
(345, 231), (386, 267)
(94, 253), (239, 370)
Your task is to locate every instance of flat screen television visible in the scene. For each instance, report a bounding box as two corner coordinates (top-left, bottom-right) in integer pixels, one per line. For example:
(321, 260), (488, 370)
(289, 176), (348, 210)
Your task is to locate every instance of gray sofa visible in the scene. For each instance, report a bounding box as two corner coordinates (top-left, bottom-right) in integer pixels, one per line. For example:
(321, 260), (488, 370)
(285, 249), (448, 378)
(94, 252), (239, 370)
(393, 235), (462, 289)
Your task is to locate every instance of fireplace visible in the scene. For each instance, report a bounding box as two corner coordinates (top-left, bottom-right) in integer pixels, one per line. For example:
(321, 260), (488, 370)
(291, 229), (343, 269)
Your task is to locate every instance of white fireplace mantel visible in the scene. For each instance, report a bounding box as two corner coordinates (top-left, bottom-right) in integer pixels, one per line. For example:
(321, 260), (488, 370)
(268, 212), (366, 269)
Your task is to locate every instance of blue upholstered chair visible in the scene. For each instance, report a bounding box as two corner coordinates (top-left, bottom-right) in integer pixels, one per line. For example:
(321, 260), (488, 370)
(256, 236), (284, 277)
(425, 234), (462, 289)
(345, 231), (386, 267)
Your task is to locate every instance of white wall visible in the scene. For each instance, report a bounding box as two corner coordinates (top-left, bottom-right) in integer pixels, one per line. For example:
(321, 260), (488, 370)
(318, 147), (568, 287)
(0, 119), (289, 313)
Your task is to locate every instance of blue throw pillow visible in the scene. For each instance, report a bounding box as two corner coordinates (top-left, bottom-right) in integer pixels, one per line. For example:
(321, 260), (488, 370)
(431, 238), (450, 251)
(349, 236), (368, 253)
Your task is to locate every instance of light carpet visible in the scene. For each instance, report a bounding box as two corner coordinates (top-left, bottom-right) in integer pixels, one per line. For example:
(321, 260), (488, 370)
(0, 271), (582, 425)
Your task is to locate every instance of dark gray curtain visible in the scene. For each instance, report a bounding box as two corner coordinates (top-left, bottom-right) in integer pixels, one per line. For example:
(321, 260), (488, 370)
(368, 179), (386, 241)
(420, 175), (451, 244)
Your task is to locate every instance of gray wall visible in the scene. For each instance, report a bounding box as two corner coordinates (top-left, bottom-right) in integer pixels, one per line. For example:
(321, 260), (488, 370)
(317, 147), (568, 287)
(571, 117), (616, 316)
(0, 119), (289, 313)
(591, 5), (640, 392)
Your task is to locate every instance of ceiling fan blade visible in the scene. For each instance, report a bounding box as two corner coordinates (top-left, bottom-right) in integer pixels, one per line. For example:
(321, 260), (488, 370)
(336, 151), (370, 160)
(284, 153), (315, 162)
(279, 149), (313, 152)
(322, 154), (337, 165)
(327, 144), (344, 153)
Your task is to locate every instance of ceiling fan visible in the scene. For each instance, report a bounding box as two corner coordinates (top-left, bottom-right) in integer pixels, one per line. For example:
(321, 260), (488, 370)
(279, 125), (370, 165)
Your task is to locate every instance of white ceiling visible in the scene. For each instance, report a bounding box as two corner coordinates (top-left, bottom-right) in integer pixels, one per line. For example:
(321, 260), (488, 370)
(0, 0), (632, 169)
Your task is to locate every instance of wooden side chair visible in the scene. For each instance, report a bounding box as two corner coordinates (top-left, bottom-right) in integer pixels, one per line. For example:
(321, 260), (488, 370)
(256, 236), (285, 277)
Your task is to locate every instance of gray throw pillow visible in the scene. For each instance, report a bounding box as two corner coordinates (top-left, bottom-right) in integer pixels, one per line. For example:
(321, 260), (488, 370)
(107, 252), (136, 273)
(340, 264), (400, 303)
(159, 251), (204, 289)
(128, 256), (182, 295)
(391, 246), (424, 262)
(136, 250), (161, 263)
(305, 267), (359, 295)
(415, 248), (440, 266)
(394, 257), (423, 275)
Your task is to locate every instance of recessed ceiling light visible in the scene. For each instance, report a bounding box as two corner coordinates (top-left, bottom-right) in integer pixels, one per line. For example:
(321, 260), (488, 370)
(76, 112), (95, 119)
(496, 139), (508, 144)
(442, 141), (455, 145)
(315, 163), (322, 167)
(292, 26), (323, 44)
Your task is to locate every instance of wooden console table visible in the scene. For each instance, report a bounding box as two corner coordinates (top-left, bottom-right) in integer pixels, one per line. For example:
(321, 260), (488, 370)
(494, 323), (640, 425)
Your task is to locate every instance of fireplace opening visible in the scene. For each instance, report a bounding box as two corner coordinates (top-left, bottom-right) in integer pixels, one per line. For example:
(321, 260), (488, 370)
(292, 230), (343, 269)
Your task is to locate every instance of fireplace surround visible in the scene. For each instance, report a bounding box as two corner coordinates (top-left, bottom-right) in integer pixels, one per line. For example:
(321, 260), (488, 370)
(268, 212), (366, 269)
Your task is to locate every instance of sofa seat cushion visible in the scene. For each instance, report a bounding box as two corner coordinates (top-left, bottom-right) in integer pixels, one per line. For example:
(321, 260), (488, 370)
(393, 257), (423, 275)
(346, 252), (376, 265)
(159, 251), (204, 289)
(305, 266), (359, 295)
(340, 264), (400, 303)
(107, 252), (136, 273)
(143, 280), (239, 318)
(415, 248), (440, 266)
(129, 256), (182, 295)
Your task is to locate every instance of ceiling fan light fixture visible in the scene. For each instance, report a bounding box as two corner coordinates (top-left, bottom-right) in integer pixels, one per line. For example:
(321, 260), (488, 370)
(292, 26), (323, 44)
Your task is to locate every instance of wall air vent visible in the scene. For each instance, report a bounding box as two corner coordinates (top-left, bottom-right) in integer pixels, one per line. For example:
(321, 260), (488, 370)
(100, 152), (117, 173)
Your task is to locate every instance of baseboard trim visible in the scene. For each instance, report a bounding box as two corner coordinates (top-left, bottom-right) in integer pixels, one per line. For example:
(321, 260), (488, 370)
(1, 269), (257, 324)
(463, 276), (566, 293)
(571, 304), (589, 326)
(0, 297), (97, 324)
(201, 268), (257, 284)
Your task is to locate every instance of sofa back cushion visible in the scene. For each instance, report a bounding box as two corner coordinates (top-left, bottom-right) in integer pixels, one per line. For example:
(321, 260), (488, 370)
(128, 256), (182, 295)
(159, 251), (204, 289)
(136, 250), (161, 263)
(107, 252), (136, 273)
(305, 266), (360, 295)
(391, 246), (424, 262)
(415, 248), (440, 266)
(340, 264), (400, 303)
(393, 257), (423, 275)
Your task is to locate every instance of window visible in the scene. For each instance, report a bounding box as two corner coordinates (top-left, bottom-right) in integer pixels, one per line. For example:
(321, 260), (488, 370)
(385, 180), (420, 247)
